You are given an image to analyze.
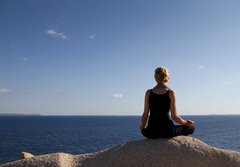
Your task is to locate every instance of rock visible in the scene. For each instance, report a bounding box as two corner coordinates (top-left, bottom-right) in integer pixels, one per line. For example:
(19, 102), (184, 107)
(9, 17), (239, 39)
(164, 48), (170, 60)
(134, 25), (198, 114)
(1, 136), (240, 167)
(19, 152), (34, 159)
(1, 153), (77, 167)
(80, 136), (240, 167)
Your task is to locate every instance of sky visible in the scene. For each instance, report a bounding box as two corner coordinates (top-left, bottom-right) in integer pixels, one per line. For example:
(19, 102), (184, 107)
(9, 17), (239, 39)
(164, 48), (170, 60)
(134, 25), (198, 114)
(1, 0), (240, 115)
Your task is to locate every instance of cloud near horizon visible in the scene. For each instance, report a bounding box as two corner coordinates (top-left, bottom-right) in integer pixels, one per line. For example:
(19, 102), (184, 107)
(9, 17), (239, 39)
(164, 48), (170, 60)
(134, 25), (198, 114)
(198, 65), (204, 69)
(111, 93), (123, 99)
(46, 29), (67, 39)
(0, 88), (12, 94)
(222, 81), (233, 85)
(88, 34), (96, 39)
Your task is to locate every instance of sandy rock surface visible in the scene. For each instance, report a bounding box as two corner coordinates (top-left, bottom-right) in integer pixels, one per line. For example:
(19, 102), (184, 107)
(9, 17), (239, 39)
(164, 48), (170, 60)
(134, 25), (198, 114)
(1, 136), (240, 167)
(19, 152), (34, 160)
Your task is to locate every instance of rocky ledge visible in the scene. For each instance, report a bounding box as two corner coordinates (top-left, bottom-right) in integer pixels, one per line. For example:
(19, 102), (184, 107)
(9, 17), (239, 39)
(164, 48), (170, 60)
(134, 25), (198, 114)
(1, 136), (240, 167)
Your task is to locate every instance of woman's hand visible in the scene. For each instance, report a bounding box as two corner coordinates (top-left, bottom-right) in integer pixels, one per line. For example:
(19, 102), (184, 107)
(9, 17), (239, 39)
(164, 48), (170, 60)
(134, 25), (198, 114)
(185, 120), (195, 126)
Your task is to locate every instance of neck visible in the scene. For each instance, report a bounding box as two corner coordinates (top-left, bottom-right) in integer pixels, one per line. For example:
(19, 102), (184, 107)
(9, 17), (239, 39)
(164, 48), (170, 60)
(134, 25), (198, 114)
(156, 82), (169, 89)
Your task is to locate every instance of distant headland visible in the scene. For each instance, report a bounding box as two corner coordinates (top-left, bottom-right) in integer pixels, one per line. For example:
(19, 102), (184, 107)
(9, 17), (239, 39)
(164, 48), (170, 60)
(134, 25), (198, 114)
(0, 113), (42, 116)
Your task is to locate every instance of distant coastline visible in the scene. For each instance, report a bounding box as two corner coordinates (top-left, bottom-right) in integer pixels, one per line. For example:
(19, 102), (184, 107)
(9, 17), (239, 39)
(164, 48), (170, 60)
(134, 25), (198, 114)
(0, 113), (42, 116)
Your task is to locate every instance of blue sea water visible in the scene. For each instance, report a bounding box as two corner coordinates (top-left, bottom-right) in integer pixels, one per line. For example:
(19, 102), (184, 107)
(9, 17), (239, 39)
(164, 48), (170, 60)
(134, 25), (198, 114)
(0, 115), (240, 164)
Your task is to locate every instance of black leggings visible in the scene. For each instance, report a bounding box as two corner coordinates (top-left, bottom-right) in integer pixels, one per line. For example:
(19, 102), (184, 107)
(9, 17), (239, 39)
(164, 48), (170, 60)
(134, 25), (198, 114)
(141, 125), (195, 139)
(172, 125), (195, 137)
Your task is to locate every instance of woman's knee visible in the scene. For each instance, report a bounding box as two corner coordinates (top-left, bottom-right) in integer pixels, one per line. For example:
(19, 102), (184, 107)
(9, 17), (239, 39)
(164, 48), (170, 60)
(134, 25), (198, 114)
(189, 125), (195, 134)
(181, 125), (195, 136)
(141, 128), (149, 138)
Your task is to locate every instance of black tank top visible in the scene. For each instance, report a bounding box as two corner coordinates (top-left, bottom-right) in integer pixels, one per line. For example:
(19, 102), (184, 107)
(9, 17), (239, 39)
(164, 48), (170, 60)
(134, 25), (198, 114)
(147, 89), (174, 134)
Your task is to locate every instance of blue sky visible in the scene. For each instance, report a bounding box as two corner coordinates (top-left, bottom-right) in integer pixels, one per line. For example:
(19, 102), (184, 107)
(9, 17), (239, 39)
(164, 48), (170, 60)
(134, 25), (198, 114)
(1, 0), (240, 115)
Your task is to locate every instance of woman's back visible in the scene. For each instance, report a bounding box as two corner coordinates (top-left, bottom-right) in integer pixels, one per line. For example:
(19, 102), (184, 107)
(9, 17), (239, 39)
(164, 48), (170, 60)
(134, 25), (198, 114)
(147, 89), (174, 132)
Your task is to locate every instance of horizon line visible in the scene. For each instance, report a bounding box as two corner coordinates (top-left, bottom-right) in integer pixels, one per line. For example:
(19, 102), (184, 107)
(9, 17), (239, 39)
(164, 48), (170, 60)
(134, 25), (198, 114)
(0, 113), (240, 116)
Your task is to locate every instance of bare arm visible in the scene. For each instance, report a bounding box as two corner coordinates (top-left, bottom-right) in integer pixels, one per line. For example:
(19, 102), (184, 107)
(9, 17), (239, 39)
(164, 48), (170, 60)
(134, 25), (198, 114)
(169, 90), (194, 126)
(140, 90), (151, 130)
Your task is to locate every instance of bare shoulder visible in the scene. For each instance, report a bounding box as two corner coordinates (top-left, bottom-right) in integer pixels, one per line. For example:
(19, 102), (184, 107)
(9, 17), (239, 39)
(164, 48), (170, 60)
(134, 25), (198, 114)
(145, 89), (151, 95)
(169, 89), (176, 98)
(145, 89), (152, 98)
(169, 89), (175, 94)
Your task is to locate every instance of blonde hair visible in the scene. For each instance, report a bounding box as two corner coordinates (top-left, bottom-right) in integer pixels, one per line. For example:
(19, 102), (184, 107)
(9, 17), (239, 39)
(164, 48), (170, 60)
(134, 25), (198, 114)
(154, 66), (169, 84)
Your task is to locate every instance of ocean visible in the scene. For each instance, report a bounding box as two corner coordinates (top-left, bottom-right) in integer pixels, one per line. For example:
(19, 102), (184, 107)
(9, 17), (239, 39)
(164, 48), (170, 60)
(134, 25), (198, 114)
(0, 115), (240, 164)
